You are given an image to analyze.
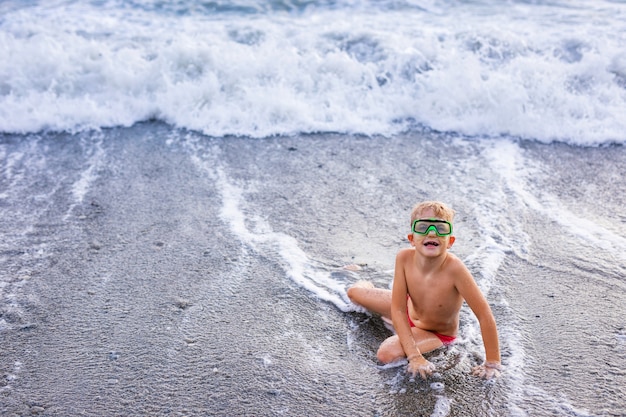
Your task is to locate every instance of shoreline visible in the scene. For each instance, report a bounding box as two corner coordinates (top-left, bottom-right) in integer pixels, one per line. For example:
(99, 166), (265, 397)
(1, 123), (624, 416)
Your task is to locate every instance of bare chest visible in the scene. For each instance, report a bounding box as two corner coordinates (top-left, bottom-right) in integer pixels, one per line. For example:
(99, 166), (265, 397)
(406, 273), (462, 317)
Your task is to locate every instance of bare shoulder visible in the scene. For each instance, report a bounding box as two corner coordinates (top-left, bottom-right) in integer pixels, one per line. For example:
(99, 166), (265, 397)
(445, 253), (474, 280)
(396, 247), (414, 261)
(444, 252), (464, 268)
(446, 254), (484, 298)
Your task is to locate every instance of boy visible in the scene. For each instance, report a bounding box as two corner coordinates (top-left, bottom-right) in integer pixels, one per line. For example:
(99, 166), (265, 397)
(347, 201), (502, 379)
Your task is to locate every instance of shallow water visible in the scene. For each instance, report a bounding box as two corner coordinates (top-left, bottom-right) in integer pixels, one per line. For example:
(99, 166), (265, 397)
(1, 123), (624, 416)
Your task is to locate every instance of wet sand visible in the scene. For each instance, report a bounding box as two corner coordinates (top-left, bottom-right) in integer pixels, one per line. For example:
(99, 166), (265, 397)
(1, 123), (624, 416)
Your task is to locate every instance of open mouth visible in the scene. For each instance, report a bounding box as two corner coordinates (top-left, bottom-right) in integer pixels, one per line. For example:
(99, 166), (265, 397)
(424, 241), (439, 247)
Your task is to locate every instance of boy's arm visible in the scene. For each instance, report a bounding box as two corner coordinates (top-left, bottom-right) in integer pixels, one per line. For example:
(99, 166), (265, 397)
(390, 251), (435, 379)
(454, 263), (502, 378)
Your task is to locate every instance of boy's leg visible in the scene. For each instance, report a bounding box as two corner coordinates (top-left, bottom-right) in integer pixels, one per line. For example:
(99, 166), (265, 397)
(346, 281), (392, 319)
(376, 328), (443, 364)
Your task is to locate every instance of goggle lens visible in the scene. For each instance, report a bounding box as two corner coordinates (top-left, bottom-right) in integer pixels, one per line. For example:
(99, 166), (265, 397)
(412, 219), (452, 236)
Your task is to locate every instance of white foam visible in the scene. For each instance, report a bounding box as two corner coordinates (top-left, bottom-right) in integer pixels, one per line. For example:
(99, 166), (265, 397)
(186, 142), (352, 311)
(69, 157), (97, 204)
(485, 140), (626, 263)
(463, 239), (507, 295)
(72, 136), (104, 202)
(430, 395), (452, 417)
(1, 1), (625, 144)
(64, 134), (106, 219)
(1, 149), (25, 185)
(478, 139), (622, 416)
(429, 382), (445, 391)
(214, 169), (250, 240)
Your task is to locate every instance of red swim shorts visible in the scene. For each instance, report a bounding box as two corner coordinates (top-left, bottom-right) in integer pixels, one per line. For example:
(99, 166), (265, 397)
(406, 299), (457, 346)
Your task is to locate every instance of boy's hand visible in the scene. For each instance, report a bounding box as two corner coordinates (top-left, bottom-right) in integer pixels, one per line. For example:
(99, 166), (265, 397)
(407, 355), (436, 379)
(472, 361), (503, 379)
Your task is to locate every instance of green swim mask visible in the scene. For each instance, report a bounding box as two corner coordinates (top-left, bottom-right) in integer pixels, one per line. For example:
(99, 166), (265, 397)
(411, 219), (453, 236)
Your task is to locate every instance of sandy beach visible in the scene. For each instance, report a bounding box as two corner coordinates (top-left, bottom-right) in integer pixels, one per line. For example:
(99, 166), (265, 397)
(3, 0), (626, 415)
(1, 123), (624, 416)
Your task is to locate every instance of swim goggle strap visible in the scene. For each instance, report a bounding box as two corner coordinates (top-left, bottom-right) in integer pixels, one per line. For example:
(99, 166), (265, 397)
(411, 219), (453, 236)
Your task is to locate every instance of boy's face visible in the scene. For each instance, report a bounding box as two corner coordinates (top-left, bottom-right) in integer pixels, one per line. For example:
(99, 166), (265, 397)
(407, 208), (455, 256)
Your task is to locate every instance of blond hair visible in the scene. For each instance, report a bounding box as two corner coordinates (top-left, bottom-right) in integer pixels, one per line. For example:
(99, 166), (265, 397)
(410, 201), (456, 225)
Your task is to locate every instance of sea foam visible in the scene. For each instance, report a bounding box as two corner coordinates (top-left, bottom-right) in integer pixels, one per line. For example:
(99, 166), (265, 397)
(1, 0), (625, 145)
(185, 137), (354, 311)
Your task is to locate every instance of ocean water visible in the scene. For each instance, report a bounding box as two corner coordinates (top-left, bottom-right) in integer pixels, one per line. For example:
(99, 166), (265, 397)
(1, 0), (626, 144)
(1, 1), (625, 417)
